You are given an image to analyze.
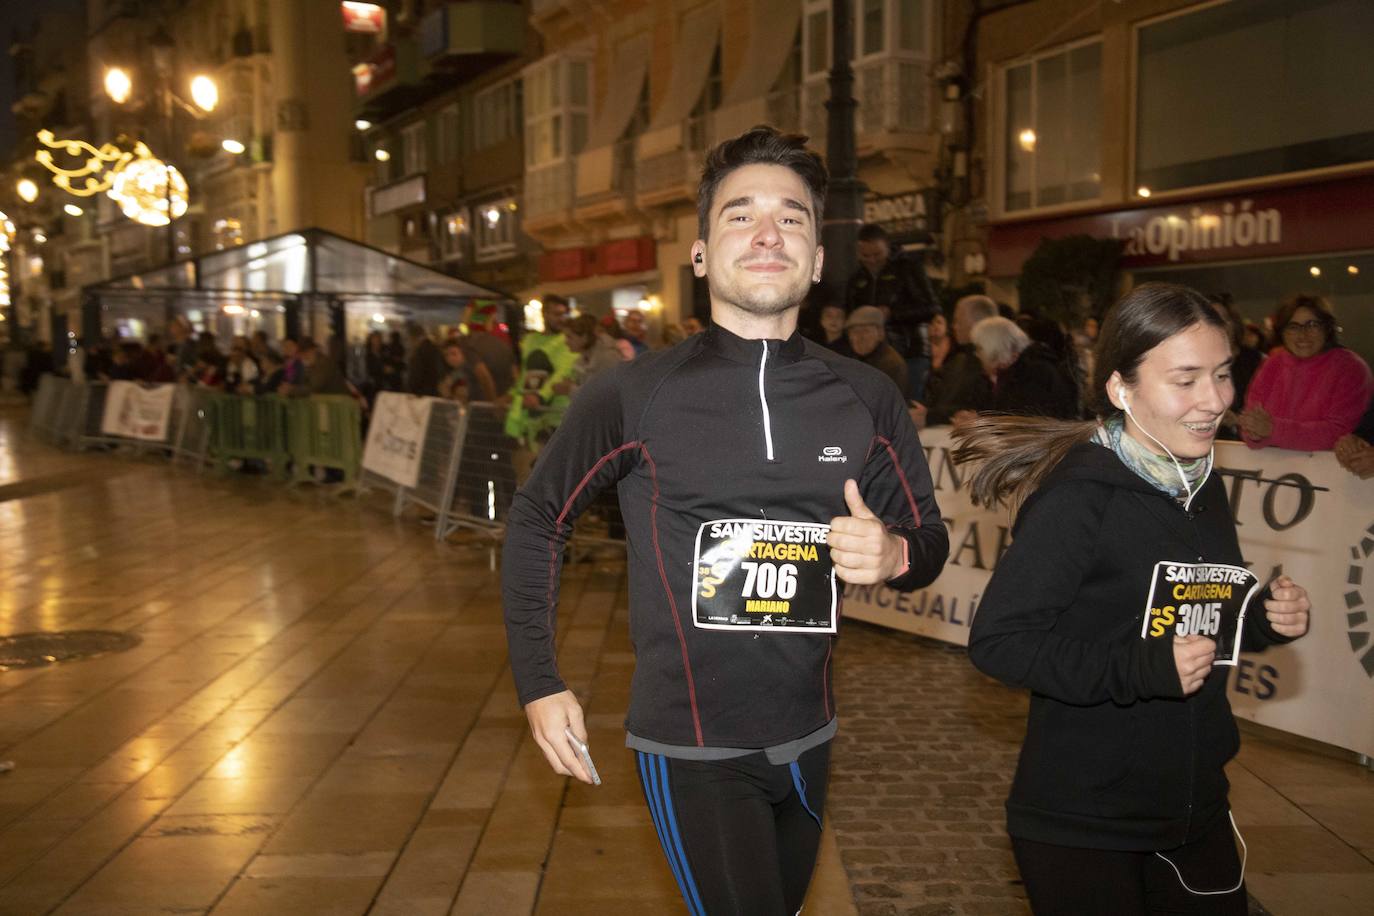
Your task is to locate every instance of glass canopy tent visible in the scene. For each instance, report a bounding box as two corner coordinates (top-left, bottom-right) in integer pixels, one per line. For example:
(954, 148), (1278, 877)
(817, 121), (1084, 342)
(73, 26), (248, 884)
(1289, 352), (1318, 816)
(81, 228), (512, 346)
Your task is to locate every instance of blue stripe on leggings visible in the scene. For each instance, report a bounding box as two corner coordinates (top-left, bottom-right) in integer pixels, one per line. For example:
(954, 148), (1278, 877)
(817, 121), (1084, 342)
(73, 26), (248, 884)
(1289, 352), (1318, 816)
(654, 754), (706, 916)
(637, 752), (689, 906)
(789, 760), (822, 828)
(639, 753), (703, 916)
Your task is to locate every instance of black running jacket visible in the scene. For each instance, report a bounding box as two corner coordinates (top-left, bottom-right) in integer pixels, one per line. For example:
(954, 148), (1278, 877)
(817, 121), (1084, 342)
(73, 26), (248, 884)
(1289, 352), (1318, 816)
(502, 324), (948, 748)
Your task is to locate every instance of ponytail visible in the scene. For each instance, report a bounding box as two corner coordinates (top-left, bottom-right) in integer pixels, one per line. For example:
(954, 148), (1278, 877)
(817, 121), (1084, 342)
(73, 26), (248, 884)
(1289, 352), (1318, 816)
(951, 416), (1099, 514)
(950, 281), (1224, 516)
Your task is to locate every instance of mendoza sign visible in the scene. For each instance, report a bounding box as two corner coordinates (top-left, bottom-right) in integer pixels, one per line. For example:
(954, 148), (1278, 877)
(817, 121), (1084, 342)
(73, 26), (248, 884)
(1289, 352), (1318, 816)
(362, 392), (435, 488)
(843, 426), (1374, 760)
(100, 381), (175, 441)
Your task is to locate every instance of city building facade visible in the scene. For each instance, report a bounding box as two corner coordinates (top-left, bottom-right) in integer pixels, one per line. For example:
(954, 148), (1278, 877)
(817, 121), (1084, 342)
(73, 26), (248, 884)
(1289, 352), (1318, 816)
(522, 0), (955, 333)
(964, 0), (1374, 362)
(349, 0), (540, 300)
(3, 0), (371, 344)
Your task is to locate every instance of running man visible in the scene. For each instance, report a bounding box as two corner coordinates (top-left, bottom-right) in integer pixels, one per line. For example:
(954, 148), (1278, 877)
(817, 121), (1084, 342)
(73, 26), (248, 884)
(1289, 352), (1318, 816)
(502, 126), (949, 915)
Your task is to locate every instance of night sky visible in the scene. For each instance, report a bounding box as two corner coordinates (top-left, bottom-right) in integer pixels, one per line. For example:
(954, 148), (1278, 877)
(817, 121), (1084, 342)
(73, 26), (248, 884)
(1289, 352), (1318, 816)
(0, 0), (85, 158)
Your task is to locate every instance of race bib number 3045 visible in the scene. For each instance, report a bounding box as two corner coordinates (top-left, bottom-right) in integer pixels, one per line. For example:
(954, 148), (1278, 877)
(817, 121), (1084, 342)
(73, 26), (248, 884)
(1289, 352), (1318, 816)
(1139, 561), (1264, 666)
(692, 519), (837, 634)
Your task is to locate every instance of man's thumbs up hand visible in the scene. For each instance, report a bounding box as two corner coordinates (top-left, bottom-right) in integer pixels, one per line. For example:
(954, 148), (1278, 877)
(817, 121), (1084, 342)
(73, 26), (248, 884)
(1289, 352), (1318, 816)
(829, 479), (906, 585)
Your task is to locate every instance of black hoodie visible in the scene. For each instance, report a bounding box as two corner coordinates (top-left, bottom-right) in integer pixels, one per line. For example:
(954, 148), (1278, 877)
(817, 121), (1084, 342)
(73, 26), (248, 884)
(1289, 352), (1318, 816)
(969, 441), (1294, 851)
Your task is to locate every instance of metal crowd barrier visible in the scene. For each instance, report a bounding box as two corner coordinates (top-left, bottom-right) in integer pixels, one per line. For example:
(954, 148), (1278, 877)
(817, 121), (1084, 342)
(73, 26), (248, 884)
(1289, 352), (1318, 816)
(362, 395), (626, 552)
(170, 387), (213, 468)
(440, 401), (518, 539)
(285, 395), (363, 486)
(29, 376), (187, 456)
(403, 400), (469, 535)
(26, 379), (625, 554)
(207, 394), (291, 478)
(53, 379), (90, 448)
(29, 374), (68, 444)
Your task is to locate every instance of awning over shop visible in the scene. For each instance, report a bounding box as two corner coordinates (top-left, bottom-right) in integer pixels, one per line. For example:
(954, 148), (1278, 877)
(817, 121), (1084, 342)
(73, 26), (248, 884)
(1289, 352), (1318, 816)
(576, 33), (652, 197)
(585, 34), (651, 151)
(638, 3), (721, 159)
(721, 0), (801, 108)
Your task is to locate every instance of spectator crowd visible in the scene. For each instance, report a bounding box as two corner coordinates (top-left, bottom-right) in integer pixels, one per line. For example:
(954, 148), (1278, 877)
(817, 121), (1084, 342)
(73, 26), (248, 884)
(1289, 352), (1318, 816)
(20, 227), (1374, 485)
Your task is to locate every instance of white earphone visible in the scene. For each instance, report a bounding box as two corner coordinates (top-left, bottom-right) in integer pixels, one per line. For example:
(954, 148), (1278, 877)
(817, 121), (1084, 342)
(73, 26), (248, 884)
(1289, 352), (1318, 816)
(1115, 381), (1206, 507)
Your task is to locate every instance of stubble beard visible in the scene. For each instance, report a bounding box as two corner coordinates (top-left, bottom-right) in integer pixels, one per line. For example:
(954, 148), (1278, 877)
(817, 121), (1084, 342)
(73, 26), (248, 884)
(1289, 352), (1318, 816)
(711, 269), (812, 318)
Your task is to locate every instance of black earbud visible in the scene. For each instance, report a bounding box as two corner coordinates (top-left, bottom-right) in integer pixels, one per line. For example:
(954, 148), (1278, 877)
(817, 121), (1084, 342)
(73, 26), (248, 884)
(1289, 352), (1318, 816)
(694, 253), (703, 264)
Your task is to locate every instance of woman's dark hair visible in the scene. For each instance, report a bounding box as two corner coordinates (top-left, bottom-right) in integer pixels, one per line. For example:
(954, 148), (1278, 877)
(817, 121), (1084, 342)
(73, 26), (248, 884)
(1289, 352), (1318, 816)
(697, 125), (827, 241)
(952, 282), (1228, 513)
(1272, 293), (1339, 353)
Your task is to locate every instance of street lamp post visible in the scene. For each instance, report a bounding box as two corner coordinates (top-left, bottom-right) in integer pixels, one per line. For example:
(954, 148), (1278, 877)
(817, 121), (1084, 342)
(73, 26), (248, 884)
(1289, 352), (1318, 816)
(821, 0), (867, 305)
(101, 26), (218, 266)
(150, 26), (179, 266)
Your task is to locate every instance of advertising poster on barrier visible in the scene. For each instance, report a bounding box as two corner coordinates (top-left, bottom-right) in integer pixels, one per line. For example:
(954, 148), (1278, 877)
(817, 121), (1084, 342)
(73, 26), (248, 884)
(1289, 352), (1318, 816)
(842, 427), (1374, 759)
(100, 382), (175, 441)
(362, 392), (435, 489)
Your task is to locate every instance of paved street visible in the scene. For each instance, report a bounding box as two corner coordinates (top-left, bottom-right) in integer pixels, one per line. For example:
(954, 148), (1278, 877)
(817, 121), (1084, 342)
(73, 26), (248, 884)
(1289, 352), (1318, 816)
(0, 405), (1370, 915)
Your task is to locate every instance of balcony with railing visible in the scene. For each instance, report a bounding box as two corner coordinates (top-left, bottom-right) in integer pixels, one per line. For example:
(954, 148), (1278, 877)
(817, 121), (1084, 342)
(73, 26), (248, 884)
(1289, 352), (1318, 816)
(804, 57), (932, 153)
(634, 118), (711, 209)
(573, 137), (638, 223)
(418, 1), (524, 76)
(523, 160), (575, 233)
(353, 38), (425, 120)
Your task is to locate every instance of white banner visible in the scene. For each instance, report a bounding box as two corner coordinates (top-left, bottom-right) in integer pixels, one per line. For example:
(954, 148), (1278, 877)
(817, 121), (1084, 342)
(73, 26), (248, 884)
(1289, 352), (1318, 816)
(99, 382), (175, 441)
(362, 392), (436, 489)
(843, 427), (1374, 759)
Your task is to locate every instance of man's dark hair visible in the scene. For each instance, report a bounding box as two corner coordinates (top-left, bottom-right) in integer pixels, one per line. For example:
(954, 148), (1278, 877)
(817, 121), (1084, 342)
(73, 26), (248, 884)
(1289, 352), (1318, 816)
(857, 224), (889, 244)
(542, 294), (569, 309)
(696, 125), (828, 240)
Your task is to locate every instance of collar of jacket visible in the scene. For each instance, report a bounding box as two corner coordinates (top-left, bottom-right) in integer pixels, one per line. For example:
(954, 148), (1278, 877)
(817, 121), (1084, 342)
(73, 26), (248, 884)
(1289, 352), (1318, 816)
(702, 322), (807, 366)
(1014, 440), (1214, 533)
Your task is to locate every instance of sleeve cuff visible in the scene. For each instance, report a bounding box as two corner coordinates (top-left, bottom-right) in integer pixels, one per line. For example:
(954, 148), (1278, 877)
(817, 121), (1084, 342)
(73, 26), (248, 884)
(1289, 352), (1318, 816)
(893, 535), (910, 579)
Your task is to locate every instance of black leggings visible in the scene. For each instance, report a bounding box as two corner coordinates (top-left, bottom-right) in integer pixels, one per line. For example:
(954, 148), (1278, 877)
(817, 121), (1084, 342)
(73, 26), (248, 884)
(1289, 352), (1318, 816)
(634, 741), (830, 916)
(1012, 811), (1247, 916)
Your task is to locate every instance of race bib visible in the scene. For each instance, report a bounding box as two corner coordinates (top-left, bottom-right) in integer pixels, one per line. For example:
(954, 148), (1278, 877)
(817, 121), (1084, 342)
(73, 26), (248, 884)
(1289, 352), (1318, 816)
(692, 519), (837, 634)
(1139, 561), (1265, 666)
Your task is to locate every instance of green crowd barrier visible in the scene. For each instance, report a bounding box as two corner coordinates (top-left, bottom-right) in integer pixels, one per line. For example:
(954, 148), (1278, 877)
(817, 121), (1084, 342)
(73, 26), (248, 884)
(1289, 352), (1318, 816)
(285, 395), (363, 485)
(206, 394), (291, 478)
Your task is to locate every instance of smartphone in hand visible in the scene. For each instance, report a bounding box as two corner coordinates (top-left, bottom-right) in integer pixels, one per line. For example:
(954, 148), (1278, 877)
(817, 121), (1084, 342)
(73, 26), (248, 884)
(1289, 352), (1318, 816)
(564, 727), (601, 786)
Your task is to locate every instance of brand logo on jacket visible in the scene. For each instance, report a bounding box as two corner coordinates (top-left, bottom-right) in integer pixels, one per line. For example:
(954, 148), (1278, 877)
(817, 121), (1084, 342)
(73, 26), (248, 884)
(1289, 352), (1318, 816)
(818, 446), (846, 464)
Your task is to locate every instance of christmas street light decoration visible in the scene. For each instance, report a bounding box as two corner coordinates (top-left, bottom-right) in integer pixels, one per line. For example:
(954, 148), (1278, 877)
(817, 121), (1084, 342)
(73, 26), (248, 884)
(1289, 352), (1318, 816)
(110, 157), (188, 227)
(33, 129), (148, 197)
(32, 130), (189, 228)
(0, 212), (13, 308)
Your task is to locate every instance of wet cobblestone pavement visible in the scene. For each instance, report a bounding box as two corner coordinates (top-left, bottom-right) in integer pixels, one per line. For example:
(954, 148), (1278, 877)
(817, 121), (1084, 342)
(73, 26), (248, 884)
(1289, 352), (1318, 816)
(830, 625), (1029, 915)
(0, 405), (1369, 914)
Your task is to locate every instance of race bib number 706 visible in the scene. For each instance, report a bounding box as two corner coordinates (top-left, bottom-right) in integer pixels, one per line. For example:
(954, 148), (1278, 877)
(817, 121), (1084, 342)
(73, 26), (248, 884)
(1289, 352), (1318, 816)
(692, 519), (837, 634)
